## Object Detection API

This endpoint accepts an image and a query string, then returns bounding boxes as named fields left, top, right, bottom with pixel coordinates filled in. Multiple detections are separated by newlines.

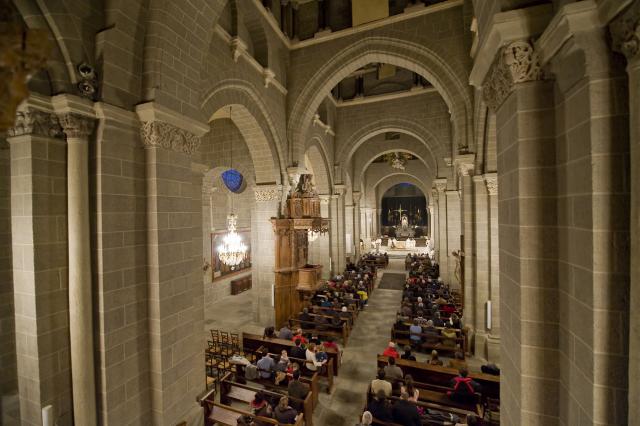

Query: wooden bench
left=230, top=276, right=252, bottom=295
left=220, top=373, right=315, bottom=426
left=243, top=335, right=342, bottom=377
left=391, top=327, right=467, bottom=355
left=199, top=387, right=302, bottom=426
left=289, top=318, right=349, bottom=346
left=376, top=355, right=500, bottom=401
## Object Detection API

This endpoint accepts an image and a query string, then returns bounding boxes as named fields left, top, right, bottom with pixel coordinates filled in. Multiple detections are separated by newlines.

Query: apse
left=380, top=182, right=428, bottom=237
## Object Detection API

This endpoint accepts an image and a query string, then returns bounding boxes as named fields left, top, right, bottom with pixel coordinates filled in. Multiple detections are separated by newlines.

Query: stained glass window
left=222, top=169, right=244, bottom=193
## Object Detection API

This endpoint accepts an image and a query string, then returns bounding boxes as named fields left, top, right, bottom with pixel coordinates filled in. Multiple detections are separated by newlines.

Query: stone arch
left=340, top=118, right=443, bottom=167
left=370, top=173, right=430, bottom=209
left=201, top=80, right=285, bottom=185
left=352, top=132, right=439, bottom=191
left=288, top=36, right=472, bottom=164
left=305, top=139, right=333, bottom=194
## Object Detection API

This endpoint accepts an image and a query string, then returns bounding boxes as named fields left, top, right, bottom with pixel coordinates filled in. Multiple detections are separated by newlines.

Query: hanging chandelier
left=384, top=152, right=413, bottom=170
left=307, top=218, right=329, bottom=242
left=217, top=106, right=247, bottom=268
left=218, top=213, right=247, bottom=268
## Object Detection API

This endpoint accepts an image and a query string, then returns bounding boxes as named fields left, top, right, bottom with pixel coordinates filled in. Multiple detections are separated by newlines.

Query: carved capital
left=434, top=179, right=447, bottom=193
left=140, top=121, right=201, bottom=155
left=484, top=175, right=498, bottom=195
left=352, top=191, right=361, bottom=203
left=254, top=185, right=282, bottom=202
left=7, top=108, right=63, bottom=138
left=610, top=1, right=640, bottom=61
left=431, top=188, right=439, bottom=201
left=59, top=113, right=95, bottom=138
left=230, top=37, right=248, bottom=63
left=483, top=40, right=544, bottom=111
left=318, top=194, right=330, bottom=204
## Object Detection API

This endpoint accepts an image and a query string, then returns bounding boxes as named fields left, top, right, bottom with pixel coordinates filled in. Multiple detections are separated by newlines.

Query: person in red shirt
left=382, top=341, right=399, bottom=359
left=291, top=329, right=307, bottom=346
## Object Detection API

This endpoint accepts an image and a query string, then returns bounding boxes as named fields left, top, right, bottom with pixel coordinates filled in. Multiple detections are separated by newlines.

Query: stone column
left=472, top=175, right=489, bottom=358
left=252, top=185, right=282, bottom=326
left=434, top=179, right=447, bottom=273
left=345, top=203, right=354, bottom=259
left=352, top=191, right=362, bottom=257
left=318, top=196, right=331, bottom=278
left=138, top=107, right=208, bottom=425
left=456, top=155, right=475, bottom=335
left=58, top=112, right=97, bottom=426
left=328, top=194, right=339, bottom=275
left=483, top=40, right=557, bottom=425
left=7, top=108, right=72, bottom=426
left=371, top=208, right=378, bottom=237
left=444, top=189, right=461, bottom=287
left=610, top=5, right=640, bottom=421
left=335, top=186, right=346, bottom=272
left=484, top=173, right=500, bottom=362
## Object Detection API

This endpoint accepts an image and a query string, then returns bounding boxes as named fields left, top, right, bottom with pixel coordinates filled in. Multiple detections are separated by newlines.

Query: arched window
left=221, top=169, right=245, bottom=193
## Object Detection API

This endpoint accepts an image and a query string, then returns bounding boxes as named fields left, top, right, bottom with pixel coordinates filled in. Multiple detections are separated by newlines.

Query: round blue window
left=222, top=169, right=244, bottom=193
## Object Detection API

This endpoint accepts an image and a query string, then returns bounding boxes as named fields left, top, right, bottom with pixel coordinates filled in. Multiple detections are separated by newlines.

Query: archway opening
left=380, top=182, right=428, bottom=239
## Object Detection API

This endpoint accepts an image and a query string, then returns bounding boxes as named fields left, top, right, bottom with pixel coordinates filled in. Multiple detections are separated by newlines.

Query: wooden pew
left=288, top=318, right=349, bottom=346
left=376, top=355, right=500, bottom=401
left=199, top=386, right=304, bottom=426
left=242, top=333, right=339, bottom=388
left=390, top=327, right=467, bottom=355
left=220, top=372, right=314, bottom=426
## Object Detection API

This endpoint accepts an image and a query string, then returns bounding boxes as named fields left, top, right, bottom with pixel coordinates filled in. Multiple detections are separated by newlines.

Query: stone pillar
left=336, top=186, right=346, bottom=272
left=253, top=185, right=282, bottom=326
left=7, top=108, right=72, bottom=426
left=434, top=179, right=447, bottom=273
left=428, top=197, right=435, bottom=240
left=345, top=203, right=354, bottom=259
left=610, top=4, right=640, bottom=422
left=483, top=41, right=557, bottom=425
left=353, top=192, right=361, bottom=257
left=456, top=155, right=475, bottom=336
left=138, top=106, right=208, bottom=425
left=371, top=208, right=378, bottom=237
left=318, top=196, right=331, bottom=278
left=484, top=173, right=500, bottom=362
left=444, top=189, right=461, bottom=287
left=58, top=111, right=97, bottom=426
left=472, top=175, right=489, bottom=358
left=328, top=195, right=339, bottom=275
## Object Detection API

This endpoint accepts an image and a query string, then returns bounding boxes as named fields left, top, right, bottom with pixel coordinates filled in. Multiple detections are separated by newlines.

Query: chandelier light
left=308, top=218, right=329, bottom=242
left=217, top=106, right=247, bottom=269
left=384, top=152, right=412, bottom=170
left=218, top=213, right=247, bottom=268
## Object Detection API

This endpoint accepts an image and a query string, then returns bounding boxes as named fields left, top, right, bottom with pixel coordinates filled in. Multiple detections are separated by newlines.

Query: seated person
left=370, top=369, right=392, bottom=397
left=298, top=308, right=314, bottom=329
left=291, top=329, right=308, bottom=346
left=432, top=311, right=445, bottom=327
left=391, top=392, right=421, bottom=426
left=290, top=339, right=306, bottom=360
left=428, top=350, right=444, bottom=366
left=448, top=368, right=481, bottom=404
left=400, top=375, right=420, bottom=402
left=382, top=341, right=399, bottom=359
left=305, top=343, right=326, bottom=372
left=250, top=391, right=273, bottom=426
left=441, top=327, right=458, bottom=347
left=256, top=353, right=275, bottom=379
left=422, top=320, right=441, bottom=345
left=367, top=390, right=393, bottom=423
left=401, top=345, right=416, bottom=361
left=278, top=322, right=294, bottom=340
left=409, top=319, right=423, bottom=345
left=273, top=396, right=298, bottom=424
left=383, top=356, right=404, bottom=381
left=287, top=370, right=309, bottom=411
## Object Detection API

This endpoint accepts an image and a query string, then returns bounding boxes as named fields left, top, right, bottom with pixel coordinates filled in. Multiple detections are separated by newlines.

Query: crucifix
left=394, top=204, right=406, bottom=226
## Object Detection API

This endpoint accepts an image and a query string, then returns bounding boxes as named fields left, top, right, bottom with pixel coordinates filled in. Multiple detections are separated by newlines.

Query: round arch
left=305, top=143, right=332, bottom=194
left=201, top=80, right=285, bottom=185
left=305, top=136, right=334, bottom=191
left=288, top=36, right=472, bottom=164
left=374, top=176, right=429, bottom=211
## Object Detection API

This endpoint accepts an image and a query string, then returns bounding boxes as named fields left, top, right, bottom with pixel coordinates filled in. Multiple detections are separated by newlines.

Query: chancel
left=0, top=0, right=637, bottom=425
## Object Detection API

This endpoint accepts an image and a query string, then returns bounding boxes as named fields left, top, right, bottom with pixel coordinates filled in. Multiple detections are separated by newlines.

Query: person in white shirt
left=305, top=343, right=326, bottom=372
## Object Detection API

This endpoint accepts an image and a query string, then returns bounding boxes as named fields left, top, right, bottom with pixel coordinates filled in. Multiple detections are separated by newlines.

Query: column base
left=474, top=331, right=487, bottom=359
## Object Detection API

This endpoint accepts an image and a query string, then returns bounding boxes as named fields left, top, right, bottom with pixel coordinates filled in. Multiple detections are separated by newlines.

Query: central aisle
left=314, top=259, right=405, bottom=425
